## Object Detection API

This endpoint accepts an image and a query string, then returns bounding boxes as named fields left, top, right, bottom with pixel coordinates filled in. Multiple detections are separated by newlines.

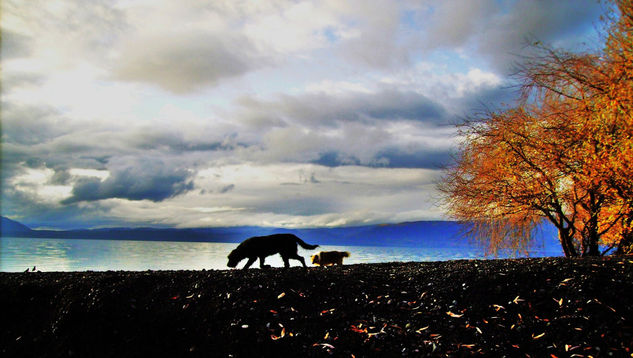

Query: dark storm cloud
left=311, top=152, right=361, bottom=167
left=0, top=187, right=111, bottom=230
left=457, top=83, right=518, bottom=116
left=219, top=184, right=235, bottom=194
left=1, top=102, right=68, bottom=145
left=62, top=162, right=194, bottom=204
left=49, top=169, right=72, bottom=185
left=231, top=86, right=466, bottom=170
left=237, top=89, right=450, bottom=128
left=374, top=147, right=453, bottom=169
left=363, top=91, right=447, bottom=122
left=425, top=0, right=603, bottom=73
left=312, top=147, right=452, bottom=170
left=125, top=128, right=244, bottom=154
left=0, top=101, right=113, bottom=189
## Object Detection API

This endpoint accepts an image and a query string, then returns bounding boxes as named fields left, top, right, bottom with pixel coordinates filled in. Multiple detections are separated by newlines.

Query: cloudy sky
left=1, top=0, right=604, bottom=229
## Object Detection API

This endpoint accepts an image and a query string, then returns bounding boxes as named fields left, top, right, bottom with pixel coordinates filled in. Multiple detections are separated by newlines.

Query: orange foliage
left=440, top=0, right=633, bottom=256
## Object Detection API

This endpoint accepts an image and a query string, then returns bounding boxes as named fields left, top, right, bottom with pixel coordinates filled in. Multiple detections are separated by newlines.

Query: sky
left=1, top=0, right=604, bottom=230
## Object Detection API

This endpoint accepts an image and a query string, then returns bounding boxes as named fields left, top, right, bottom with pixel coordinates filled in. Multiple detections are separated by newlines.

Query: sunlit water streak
left=0, top=237, right=563, bottom=272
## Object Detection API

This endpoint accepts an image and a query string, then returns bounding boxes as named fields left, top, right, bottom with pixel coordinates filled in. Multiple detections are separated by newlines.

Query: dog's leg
left=292, top=254, right=307, bottom=268
left=243, top=257, right=256, bottom=270
left=259, top=256, right=271, bottom=269
left=282, top=256, right=290, bottom=268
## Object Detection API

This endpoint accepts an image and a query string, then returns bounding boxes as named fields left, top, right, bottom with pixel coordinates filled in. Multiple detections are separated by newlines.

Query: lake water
left=0, top=236, right=563, bottom=272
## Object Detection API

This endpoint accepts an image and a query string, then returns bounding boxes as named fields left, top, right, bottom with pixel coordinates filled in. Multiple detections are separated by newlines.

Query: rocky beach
left=2, top=257, right=632, bottom=357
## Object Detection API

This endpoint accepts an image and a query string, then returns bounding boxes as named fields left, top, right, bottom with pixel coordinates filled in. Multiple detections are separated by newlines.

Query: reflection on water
left=0, top=237, right=563, bottom=272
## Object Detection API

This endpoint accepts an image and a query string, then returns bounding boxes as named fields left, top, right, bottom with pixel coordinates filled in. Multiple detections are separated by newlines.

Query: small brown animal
left=311, top=251, right=350, bottom=266
left=227, top=233, right=319, bottom=269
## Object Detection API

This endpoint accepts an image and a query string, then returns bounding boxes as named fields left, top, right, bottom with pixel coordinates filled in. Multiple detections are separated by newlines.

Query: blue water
left=0, top=237, right=563, bottom=272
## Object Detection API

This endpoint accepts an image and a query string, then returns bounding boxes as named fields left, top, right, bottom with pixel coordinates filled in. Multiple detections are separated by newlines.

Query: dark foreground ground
left=1, top=257, right=632, bottom=357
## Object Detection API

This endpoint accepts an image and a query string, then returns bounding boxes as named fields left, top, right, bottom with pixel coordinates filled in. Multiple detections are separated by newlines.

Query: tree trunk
left=583, top=192, right=602, bottom=256
left=585, top=239, right=600, bottom=256
left=580, top=223, right=601, bottom=256
left=558, top=227, right=578, bottom=257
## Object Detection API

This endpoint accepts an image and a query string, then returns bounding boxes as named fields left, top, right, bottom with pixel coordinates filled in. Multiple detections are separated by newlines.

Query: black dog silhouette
left=227, top=234, right=319, bottom=269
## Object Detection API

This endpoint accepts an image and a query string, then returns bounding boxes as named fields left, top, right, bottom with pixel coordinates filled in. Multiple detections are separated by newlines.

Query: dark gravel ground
left=1, top=257, right=632, bottom=357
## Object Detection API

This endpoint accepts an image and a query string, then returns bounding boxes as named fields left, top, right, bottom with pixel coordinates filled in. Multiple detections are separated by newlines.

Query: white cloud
left=10, top=168, right=73, bottom=204
left=69, top=169, right=110, bottom=181
left=243, top=1, right=339, bottom=54
left=304, top=80, right=373, bottom=95
left=112, top=30, right=260, bottom=93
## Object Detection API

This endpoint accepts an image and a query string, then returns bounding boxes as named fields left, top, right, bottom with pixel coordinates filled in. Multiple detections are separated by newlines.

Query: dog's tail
left=342, top=251, right=350, bottom=257
left=295, top=236, right=319, bottom=250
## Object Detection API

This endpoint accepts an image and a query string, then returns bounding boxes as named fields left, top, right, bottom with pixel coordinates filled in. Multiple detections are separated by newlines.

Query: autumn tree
left=440, top=0, right=633, bottom=257
left=595, top=0, right=633, bottom=253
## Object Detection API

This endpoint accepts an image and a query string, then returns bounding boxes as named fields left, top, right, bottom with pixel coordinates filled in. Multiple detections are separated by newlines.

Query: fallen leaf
left=350, top=325, right=366, bottom=333
left=447, top=311, right=463, bottom=318
left=416, top=326, right=429, bottom=333
left=313, top=343, right=335, bottom=349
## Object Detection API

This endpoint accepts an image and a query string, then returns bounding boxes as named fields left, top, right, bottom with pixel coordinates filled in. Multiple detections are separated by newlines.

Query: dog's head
left=227, top=249, right=243, bottom=268
left=310, top=254, right=320, bottom=265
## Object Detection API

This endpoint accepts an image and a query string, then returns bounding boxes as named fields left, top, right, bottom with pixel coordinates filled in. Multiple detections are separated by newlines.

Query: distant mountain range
left=1, top=216, right=473, bottom=247
left=1, top=216, right=560, bottom=249
left=1, top=216, right=33, bottom=234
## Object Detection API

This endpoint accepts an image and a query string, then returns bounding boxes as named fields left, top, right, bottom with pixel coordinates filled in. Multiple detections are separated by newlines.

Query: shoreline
left=2, top=257, right=632, bottom=357
left=0, top=235, right=564, bottom=272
